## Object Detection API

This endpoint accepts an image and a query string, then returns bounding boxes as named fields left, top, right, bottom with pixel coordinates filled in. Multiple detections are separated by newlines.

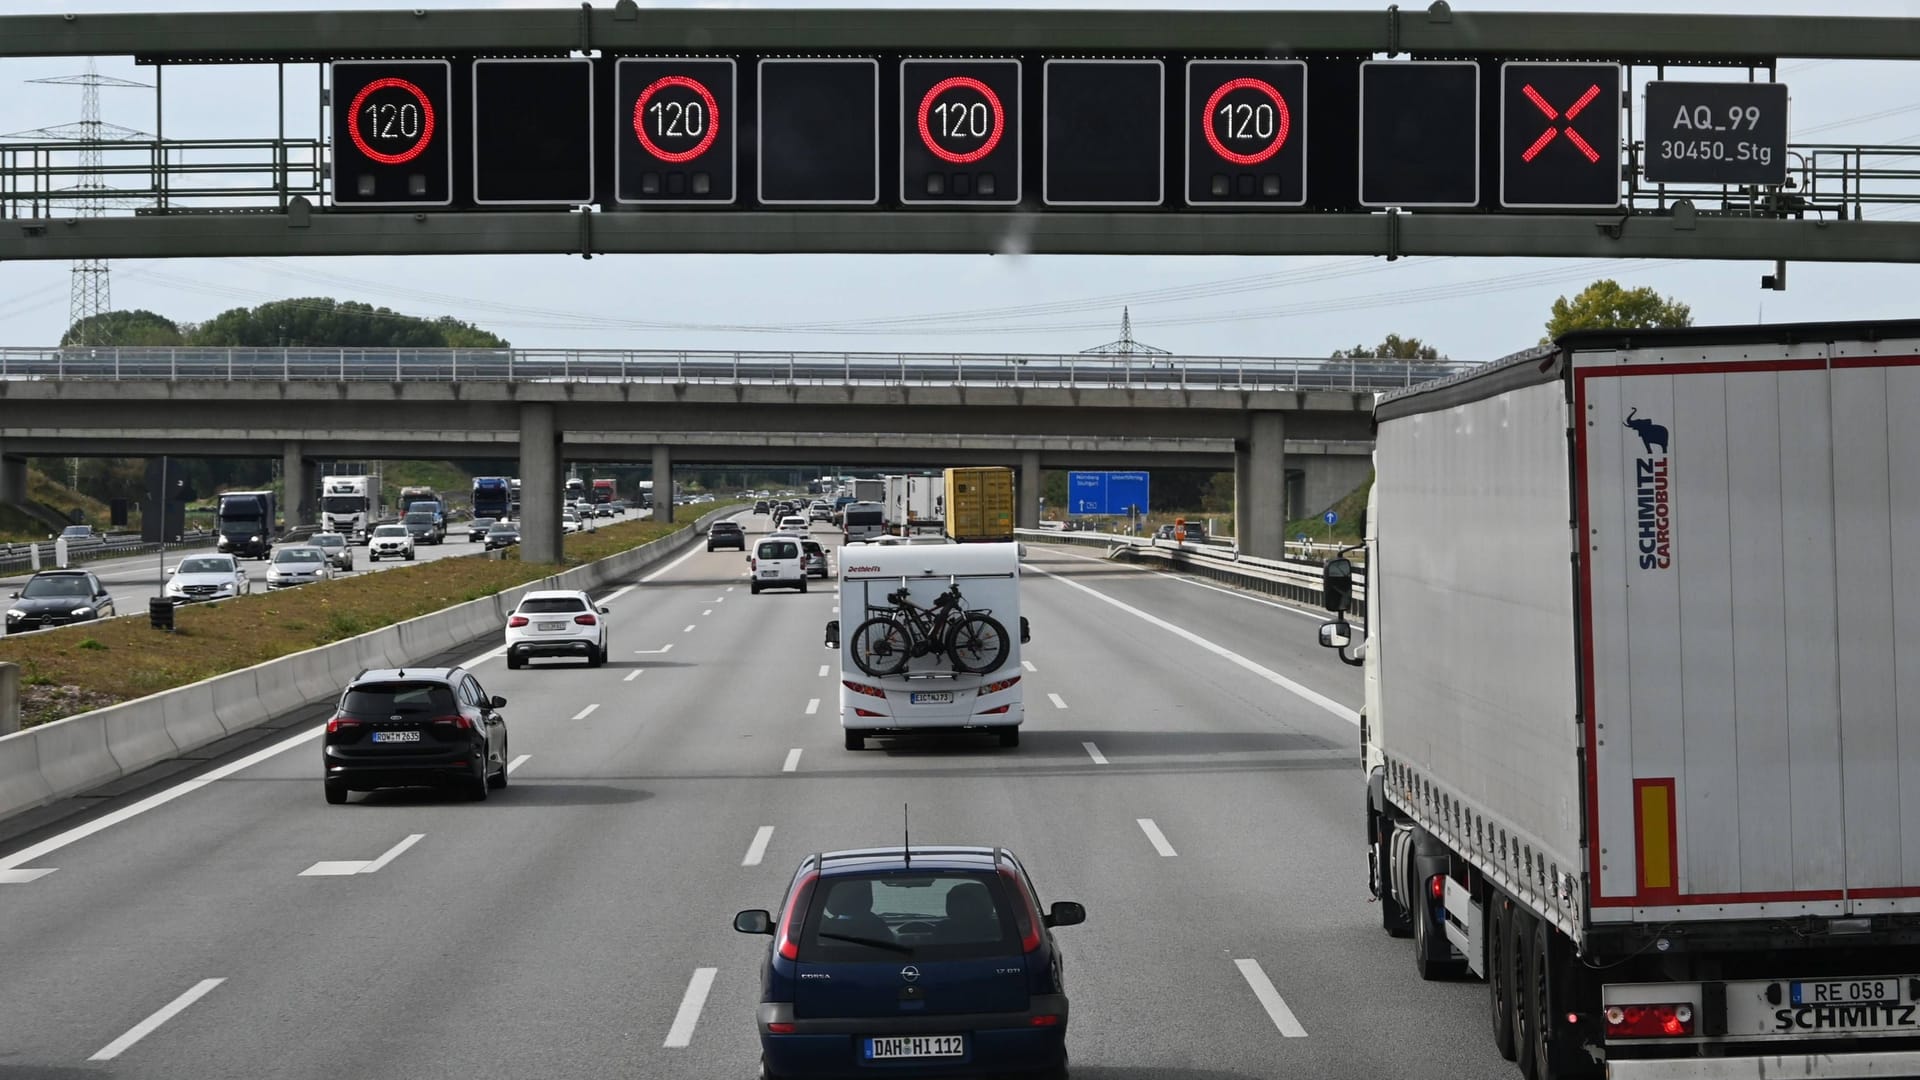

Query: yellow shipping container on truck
left=943, top=467, right=1015, bottom=542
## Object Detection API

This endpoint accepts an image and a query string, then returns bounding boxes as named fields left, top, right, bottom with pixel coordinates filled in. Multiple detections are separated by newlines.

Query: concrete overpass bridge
left=0, top=346, right=1454, bottom=559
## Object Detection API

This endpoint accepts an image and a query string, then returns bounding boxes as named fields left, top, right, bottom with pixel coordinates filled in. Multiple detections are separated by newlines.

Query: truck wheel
left=1489, top=897, right=1517, bottom=1060
left=1509, top=908, right=1538, bottom=1080
left=1528, top=919, right=1598, bottom=1080
left=1412, top=867, right=1466, bottom=981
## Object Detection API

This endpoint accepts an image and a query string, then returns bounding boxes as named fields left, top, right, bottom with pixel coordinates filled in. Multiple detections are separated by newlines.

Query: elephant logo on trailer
left=1624, top=407, right=1670, bottom=455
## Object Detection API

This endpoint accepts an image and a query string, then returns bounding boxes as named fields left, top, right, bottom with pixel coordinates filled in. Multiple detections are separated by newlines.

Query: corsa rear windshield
left=796, top=871, right=1022, bottom=963
left=517, top=597, right=587, bottom=614
left=340, top=682, right=457, bottom=718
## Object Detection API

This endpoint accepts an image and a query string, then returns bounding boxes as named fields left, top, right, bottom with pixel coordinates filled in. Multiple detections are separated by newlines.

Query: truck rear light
left=325, top=716, right=360, bottom=734
left=1429, top=874, right=1446, bottom=901
left=574, top=614, right=597, bottom=626
left=508, top=616, right=529, bottom=627
left=1605, top=1003, right=1694, bottom=1038
left=843, top=680, right=886, bottom=698
left=982, top=675, right=1021, bottom=694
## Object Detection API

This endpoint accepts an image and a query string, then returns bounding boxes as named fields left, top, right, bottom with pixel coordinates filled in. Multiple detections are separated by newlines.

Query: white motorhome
left=321, top=475, right=380, bottom=543
left=827, top=541, right=1028, bottom=751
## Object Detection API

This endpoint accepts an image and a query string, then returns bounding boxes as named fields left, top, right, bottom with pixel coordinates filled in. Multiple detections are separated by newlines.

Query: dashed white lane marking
left=1048, top=693, right=1069, bottom=710
left=726, top=586, right=735, bottom=592
left=1136, top=818, right=1178, bottom=857
left=89, top=978, right=226, bottom=1061
left=572, top=703, right=600, bottom=720
left=742, top=825, right=776, bottom=866
left=663, top=967, right=718, bottom=1049
left=1028, top=564, right=1360, bottom=726
left=683, top=624, right=697, bottom=633
left=634, top=644, right=674, bottom=654
left=1235, top=958, right=1309, bottom=1038
left=1022, top=660, right=1037, bottom=672
left=832, top=605, right=840, bottom=613
left=507, top=754, right=531, bottom=774
left=702, top=609, right=713, bottom=616
left=300, top=833, right=424, bottom=877
left=818, top=665, right=831, bottom=677
left=624, top=669, right=643, bottom=682
left=782, top=748, right=803, bottom=773
left=1082, top=741, right=1108, bottom=765
left=805, top=698, right=820, bottom=715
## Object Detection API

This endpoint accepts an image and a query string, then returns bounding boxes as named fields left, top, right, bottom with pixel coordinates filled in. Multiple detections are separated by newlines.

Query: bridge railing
left=0, top=346, right=1475, bottom=393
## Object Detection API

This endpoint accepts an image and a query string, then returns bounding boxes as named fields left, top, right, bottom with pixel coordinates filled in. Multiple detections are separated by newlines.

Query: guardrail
left=0, top=346, right=1473, bottom=393
left=0, top=529, right=215, bottom=577
left=1017, top=527, right=1366, bottom=613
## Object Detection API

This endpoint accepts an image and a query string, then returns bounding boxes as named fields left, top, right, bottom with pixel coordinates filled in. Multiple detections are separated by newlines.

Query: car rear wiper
left=815, top=932, right=914, bottom=955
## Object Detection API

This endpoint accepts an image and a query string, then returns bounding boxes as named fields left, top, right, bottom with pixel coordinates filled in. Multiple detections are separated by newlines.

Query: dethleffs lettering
left=1635, top=458, right=1672, bottom=571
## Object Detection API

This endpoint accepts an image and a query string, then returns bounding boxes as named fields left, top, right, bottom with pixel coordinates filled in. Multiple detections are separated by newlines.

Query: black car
left=754, top=500, right=772, bottom=515
left=467, top=517, right=497, bottom=543
left=321, top=667, right=509, bottom=803
left=485, top=522, right=521, bottom=550
left=6, top=570, right=115, bottom=634
left=708, top=521, right=747, bottom=551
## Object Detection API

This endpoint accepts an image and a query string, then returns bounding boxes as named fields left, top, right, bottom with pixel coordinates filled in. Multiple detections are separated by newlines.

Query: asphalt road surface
left=0, top=507, right=647, bottom=638
left=0, top=512, right=1513, bottom=1080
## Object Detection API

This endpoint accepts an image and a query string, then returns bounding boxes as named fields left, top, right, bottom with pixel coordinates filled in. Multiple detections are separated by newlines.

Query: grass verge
left=1, top=506, right=740, bottom=729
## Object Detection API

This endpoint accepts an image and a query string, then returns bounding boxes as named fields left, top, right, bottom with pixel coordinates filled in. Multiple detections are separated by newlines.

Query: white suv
left=505, top=589, right=610, bottom=669
left=749, top=536, right=808, bottom=594
left=368, top=523, right=415, bottom=562
left=777, top=514, right=809, bottom=535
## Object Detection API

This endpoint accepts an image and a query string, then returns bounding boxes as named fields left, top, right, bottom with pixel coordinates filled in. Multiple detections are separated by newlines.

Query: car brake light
left=325, top=716, right=360, bottom=733
left=767, top=1022, right=796, bottom=1034
left=843, top=680, right=886, bottom=698
left=1029, top=1014, right=1061, bottom=1027
left=574, top=614, right=597, bottom=625
left=982, top=675, right=1021, bottom=694
left=431, top=714, right=473, bottom=730
left=776, top=871, right=819, bottom=961
left=998, top=867, right=1043, bottom=953
left=508, top=616, right=529, bottom=628
left=976, top=705, right=1011, bottom=715
left=1604, top=1003, right=1694, bottom=1038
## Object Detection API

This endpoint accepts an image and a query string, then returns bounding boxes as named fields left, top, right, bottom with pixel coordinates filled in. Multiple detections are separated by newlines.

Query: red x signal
left=1520, top=83, right=1602, bottom=164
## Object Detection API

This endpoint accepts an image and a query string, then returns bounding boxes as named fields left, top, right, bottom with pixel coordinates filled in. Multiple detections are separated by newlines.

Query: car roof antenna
left=903, top=803, right=910, bottom=867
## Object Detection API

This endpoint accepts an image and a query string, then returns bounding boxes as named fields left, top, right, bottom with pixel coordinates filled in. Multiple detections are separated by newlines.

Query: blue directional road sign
left=1323, top=510, right=1339, bottom=526
left=1068, top=471, right=1150, bottom=515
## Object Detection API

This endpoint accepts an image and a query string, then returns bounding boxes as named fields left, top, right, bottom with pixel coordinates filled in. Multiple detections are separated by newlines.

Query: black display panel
left=900, top=59, right=1021, bottom=205
left=1043, top=60, right=1163, bottom=206
left=1500, top=61, right=1622, bottom=209
left=615, top=58, right=737, bottom=205
left=1185, top=60, right=1307, bottom=206
left=331, top=60, right=452, bottom=207
left=472, top=59, right=594, bottom=205
left=758, top=59, right=879, bottom=205
left=1359, top=61, right=1479, bottom=207
left=1643, top=81, right=1788, bottom=185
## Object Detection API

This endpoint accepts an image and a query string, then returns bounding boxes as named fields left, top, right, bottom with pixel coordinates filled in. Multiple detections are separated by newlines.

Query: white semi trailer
left=1317, top=321, right=1920, bottom=1080
left=320, top=475, right=380, bottom=543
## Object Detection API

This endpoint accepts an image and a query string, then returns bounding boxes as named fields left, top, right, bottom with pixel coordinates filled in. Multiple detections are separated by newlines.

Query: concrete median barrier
left=102, top=696, right=182, bottom=776
left=0, top=730, right=54, bottom=823
left=31, top=712, right=118, bottom=798
left=159, top=683, right=224, bottom=758
left=210, top=668, right=265, bottom=735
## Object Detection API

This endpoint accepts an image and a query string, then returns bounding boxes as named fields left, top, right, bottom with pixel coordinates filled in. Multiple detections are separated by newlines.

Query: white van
left=840, top=501, right=887, bottom=542
left=750, top=535, right=809, bottom=594
left=826, top=542, right=1029, bottom=750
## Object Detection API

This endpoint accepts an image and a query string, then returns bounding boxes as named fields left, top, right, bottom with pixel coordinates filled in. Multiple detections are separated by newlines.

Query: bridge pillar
left=652, top=445, right=673, bottom=524
left=0, top=452, right=25, bottom=505
left=1241, top=412, right=1288, bottom=560
left=519, top=404, right=563, bottom=563
left=1232, top=444, right=1250, bottom=546
left=282, top=441, right=316, bottom=527
left=1018, top=451, right=1041, bottom=530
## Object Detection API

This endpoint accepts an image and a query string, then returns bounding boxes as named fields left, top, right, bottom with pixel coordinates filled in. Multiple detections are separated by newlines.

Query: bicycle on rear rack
left=848, top=584, right=1011, bottom=678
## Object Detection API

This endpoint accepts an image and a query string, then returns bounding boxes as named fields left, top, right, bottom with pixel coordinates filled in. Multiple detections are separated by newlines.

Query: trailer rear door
left=1576, top=336, right=1920, bottom=922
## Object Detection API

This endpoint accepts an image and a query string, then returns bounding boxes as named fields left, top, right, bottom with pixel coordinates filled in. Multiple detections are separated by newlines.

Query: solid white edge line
left=742, top=825, right=775, bottom=866
left=782, top=748, right=803, bottom=773
left=642, top=543, right=709, bottom=584
left=89, top=977, right=226, bottom=1061
left=804, top=698, right=821, bottom=715
left=361, top=833, right=425, bottom=874
left=601, top=583, right=638, bottom=604
left=1234, top=958, right=1309, bottom=1038
left=1082, top=741, right=1108, bottom=765
left=1136, top=817, right=1178, bottom=857
left=572, top=703, right=600, bottom=720
left=507, top=754, right=531, bottom=773
left=459, top=644, right=509, bottom=668
left=1048, top=693, right=1069, bottom=710
left=624, top=669, right=642, bottom=682
left=1027, top=564, right=1360, bottom=726
left=663, top=967, right=718, bottom=1049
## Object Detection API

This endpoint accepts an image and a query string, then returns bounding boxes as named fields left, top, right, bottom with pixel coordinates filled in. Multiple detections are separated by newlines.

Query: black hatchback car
left=709, top=520, right=747, bottom=551
left=321, top=667, right=509, bottom=804
left=6, top=569, right=115, bottom=634
left=735, top=846, right=1084, bottom=1079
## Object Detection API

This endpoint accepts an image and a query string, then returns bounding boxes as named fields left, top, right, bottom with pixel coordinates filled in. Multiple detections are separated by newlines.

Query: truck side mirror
left=824, top=619, right=840, bottom=649
left=1322, top=557, right=1355, bottom=614
left=1318, top=621, right=1352, bottom=649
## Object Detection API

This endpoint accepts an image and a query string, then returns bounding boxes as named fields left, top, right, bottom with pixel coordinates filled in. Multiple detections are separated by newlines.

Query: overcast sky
left=2, top=0, right=1918, bottom=361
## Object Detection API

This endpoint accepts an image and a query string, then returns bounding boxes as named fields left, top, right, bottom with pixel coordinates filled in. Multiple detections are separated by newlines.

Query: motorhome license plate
left=538, top=621, right=564, bottom=631
left=371, top=731, right=420, bottom=743
left=910, top=691, right=954, bottom=705
left=866, top=1035, right=964, bottom=1059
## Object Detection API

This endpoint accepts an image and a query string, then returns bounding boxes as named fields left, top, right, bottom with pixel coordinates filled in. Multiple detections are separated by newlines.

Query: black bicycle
left=849, top=585, right=1011, bottom=677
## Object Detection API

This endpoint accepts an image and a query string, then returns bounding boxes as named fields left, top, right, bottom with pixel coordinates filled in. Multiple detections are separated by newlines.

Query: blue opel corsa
left=735, top=846, right=1086, bottom=1079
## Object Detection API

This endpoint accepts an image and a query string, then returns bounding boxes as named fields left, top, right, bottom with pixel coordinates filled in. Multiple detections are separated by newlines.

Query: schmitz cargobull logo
left=1625, top=407, right=1673, bottom=571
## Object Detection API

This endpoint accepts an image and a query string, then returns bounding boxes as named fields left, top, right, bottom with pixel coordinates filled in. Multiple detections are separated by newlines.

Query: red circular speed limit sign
left=917, top=76, right=1006, bottom=165
left=346, top=77, right=437, bottom=165
left=633, top=74, right=722, bottom=164
left=1202, top=77, right=1292, bottom=166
